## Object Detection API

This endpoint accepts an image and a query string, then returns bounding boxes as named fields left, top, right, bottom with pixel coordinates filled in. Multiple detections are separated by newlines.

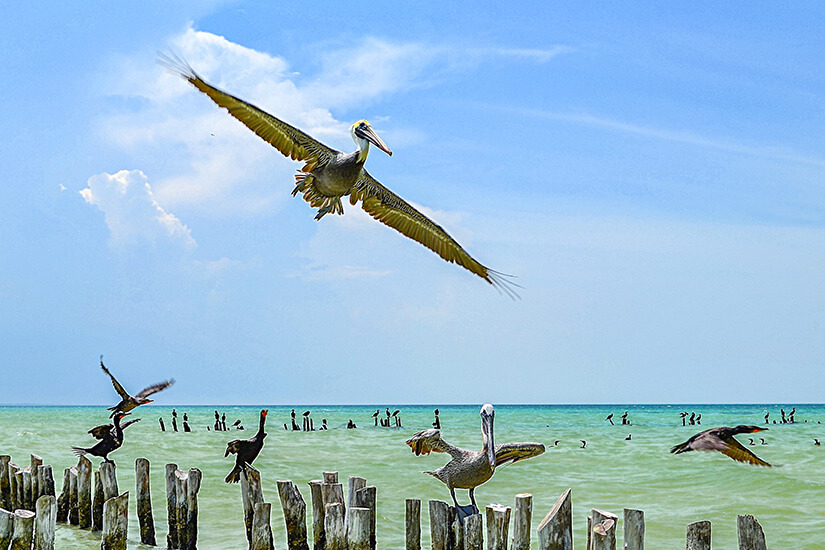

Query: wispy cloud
left=80, top=169, right=196, bottom=249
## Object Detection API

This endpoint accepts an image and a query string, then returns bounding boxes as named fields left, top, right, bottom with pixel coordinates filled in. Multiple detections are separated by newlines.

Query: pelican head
left=480, top=403, right=495, bottom=469
left=351, top=120, right=392, bottom=160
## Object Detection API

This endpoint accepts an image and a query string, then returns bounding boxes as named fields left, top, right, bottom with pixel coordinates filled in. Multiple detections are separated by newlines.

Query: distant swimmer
left=224, top=409, right=268, bottom=483
left=580, top=440, right=587, bottom=448
left=605, top=413, right=614, bottom=425
left=670, top=425, right=771, bottom=467
left=100, top=355, right=175, bottom=417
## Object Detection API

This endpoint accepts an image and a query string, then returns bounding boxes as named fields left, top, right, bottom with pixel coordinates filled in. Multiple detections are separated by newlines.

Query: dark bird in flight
left=100, top=355, right=175, bottom=417
left=670, top=425, right=771, bottom=466
left=159, top=54, right=517, bottom=297
left=71, top=412, right=139, bottom=464
left=225, top=409, right=268, bottom=483
left=405, top=404, right=544, bottom=520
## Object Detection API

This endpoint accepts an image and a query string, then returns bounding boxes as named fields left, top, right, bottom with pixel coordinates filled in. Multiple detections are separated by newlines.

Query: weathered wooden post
left=623, top=509, right=644, bottom=550
left=241, top=466, right=265, bottom=547
left=354, top=485, right=377, bottom=550
left=56, top=468, right=70, bottom=523
left=309, top=480, right=326, bottom=550
left=251, top=502, right=274, bottom=550
left=464, top=513, right=483, bottom=550
left=324, top=502, right=346, bottom=550
left=429, top=500, right=450, bottom=550
left=30, top=455, right=43, bottom=502
left=101, top=491, right=129, bottom=550
left=93, top=470, right=104, bottom=532
left=512, top=493, right=532, bottom=550
left=0, top=507, right=14, bottom=549
left=175, top=469, right=190, bottom=550
left=166, top=463, right=179, bottom=550
left=537, top=489, right=572, bottom=550
left=449, top=506, right=461, bottom=550
left=347, top=476, right=366, bottom=511
left=34, top=494, right=56, bottom=550
left=9, top=509, right=35, bottom=550
left=686, top=520, right=711, bottom=550
left=405, top=498, right=421, bottom=550
left=0, top=455, right=11, bottom=510
left=68, top=466, right=79, bottom=525
left=346, top=507, right=370, bottom=550
left=9, top=463, right=20, bottom=511
left=77, top=455, right=93, bottom=529
left=486, top=504, right=511, bottom=550
left=36, top=465, right=55, bottom=499
left=21, top=469, right=32, bottom=511
left=321, top=474, right=345, bottom=519
left=277, top=479, right=309, bottom=550
left=100, top=462, right=118, bottom=501
left=135, top=458, right=156, bottom=546
left=737, top=515, right=767, bottom=550
left=185, top=468, right=202, bottom=550
left=589, top=509, right=617, bottom=550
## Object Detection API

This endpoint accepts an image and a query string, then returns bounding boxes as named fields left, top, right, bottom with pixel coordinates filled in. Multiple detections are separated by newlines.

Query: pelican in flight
left=670, top=425, right=771, bottom=466
left=406, top=404, right=544, bottom=520
left=159, top=54, right=516, bottom=297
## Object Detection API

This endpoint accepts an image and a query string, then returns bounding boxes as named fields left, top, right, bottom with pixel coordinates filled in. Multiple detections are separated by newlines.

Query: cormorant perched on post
left=406, top=404, right=544, bottom=520
left=71, top=412, right=139, bottom=464
left=224, top=409, right=268, bottom=483
left=100, top=355, right=174, bottom=417
left=670, top=425, right=771, bottom=466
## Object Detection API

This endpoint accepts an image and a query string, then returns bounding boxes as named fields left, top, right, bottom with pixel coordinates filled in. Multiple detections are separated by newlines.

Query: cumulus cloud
left=80, top=169, right=196, bottom=249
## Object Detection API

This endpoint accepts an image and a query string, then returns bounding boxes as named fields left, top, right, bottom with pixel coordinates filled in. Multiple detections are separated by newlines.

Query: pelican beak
left=356, top=124, right=393, bottom=156
left=482, top=409, right=495, bottom=468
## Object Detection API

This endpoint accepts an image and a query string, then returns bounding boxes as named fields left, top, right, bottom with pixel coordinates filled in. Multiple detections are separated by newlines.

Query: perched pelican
left=159, top=54, right=516, bottom=297
left=670, top=425, right=770, bottom=467
left=406, top=404, right=544, bottom=520
left=100, top=355, right=175, bottom=417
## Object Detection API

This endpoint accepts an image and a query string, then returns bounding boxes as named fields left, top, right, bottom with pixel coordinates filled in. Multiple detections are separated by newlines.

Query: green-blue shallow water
left=1, top=404, right=823, bottom=549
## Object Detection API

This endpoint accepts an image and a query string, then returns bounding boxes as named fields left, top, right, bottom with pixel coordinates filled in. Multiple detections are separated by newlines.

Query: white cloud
left=80, top=169, right=196, bottom=249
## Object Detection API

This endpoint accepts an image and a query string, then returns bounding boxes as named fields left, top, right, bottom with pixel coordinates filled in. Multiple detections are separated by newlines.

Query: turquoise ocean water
left=1, top=404, right=823, bottom=549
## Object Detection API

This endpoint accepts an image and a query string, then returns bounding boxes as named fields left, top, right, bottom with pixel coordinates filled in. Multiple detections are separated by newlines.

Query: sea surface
left=1, top=404, right=823, bottom=549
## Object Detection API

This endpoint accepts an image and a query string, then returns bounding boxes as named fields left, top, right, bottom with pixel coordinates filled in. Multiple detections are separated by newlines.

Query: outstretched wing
left=405, top=429, right=463, bottom=459
left=158, top=53, right=338, bottom=165
left=351, top=172, right=518, bottom=298
left=100, top=357, right=130, bottom=399
left=136, top=379, right=175, bottom=399
left=225, top=439, right=242, bottom=457
left=494, top=442, right=545, bottom=467
left=88, top=423, right=114, bottom=440
left=121, top=418, right=142, bottom=431
left=720, top=436, right=771, bottom=467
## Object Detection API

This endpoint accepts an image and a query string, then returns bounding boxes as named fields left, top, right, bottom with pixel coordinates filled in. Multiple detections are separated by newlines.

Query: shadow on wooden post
left=537, top=489, right=572, bottom=550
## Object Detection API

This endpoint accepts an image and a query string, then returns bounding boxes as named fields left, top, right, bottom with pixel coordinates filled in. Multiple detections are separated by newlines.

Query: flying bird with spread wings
left=158, top=53, right=517, bottom=297
left=100, top=355, right=175, bottom=417
left=670, top=425, right=771, bottom=466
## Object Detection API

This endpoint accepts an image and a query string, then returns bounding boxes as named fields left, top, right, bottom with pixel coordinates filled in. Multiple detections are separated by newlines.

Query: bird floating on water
left=159, top=53, right=517, bottom=297
left=405, top=404, right=544, bottom=520
left=670, top=425, right=771, bottom=467
left=100, top=355, right=175, bottom=417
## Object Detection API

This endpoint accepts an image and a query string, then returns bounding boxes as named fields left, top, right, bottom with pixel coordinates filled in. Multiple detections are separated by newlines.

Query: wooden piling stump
left=405, top=498, right=420, bottom=550
left=92, top=470, right=104, bottom=532
left=101, top=491, right=129, bottom=550
left=0, top=507, right=14, bottom=549
left=737, top=515, right=767, bottom=550
left=30, top=455, right=43, bottom=502
left=68, top=466, right=78, bottom=525
left=165, top=463, right=178, bottom=550
left=175, top=469, right=190, bottom=550
left=21, top=470, right=32, bottom=511
left=77, top=455, right=92, bottom=529
left=185, top=468, right=202, bottom=550
left=0, top=456, right=11, bottom=511
left=512, top=493, right=532, bottom=550
left=37, top=465, right=55, bottom=499
left=486, top=504, right=511, bottom=550
left=428, top=500, right=450, bottom=550
left=589, top=509, right=617, bottom=550
left=9, top=463, right=20, bottom=512
left=355, top=486, right=377, bottom=550
left=537, top=488, right=572, bottom=550
left=623, top=509, right=644, bottom=550
left=309, top=480, right=326, bottom=550
left=100, top=462, right=118, bottom=501
left=34, top=494, right=56, bottom=550
left=324, top=502, right=346, bottom=550
left=56, top=468, right=70, bottom=523
left=464, top=512, right=483, bottom=550
left=346, top=506, right=370, bottom=550
left=9, top=509, right=35, bottom=550
left=277, top=479, right=309, bottom=550
left=686, top=520, right=711, bottom=550
left=251, top=501, right=274, bottom=550
left=135, top=458, right=157, bottom=546
left=241, top=465, right=264, bottom=546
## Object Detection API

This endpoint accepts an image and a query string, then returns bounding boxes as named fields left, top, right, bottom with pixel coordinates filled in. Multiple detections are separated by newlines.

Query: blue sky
left=2, top=2, right=823, bottom=405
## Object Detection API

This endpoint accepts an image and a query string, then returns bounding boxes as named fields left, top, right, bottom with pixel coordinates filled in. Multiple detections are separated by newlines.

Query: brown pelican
left=406, top=404, right=544, bottom=519
left=670, top=425, right=770, bottom=466
left=100, top=356, right=175, bottom=417
left=159, top=54, right=516, bottom=297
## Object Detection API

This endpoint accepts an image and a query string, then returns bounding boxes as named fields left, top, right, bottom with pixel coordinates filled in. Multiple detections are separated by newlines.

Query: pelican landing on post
left=158, top=53, right=517, bottom=298
left=406, top=404, right=544, bottom=520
